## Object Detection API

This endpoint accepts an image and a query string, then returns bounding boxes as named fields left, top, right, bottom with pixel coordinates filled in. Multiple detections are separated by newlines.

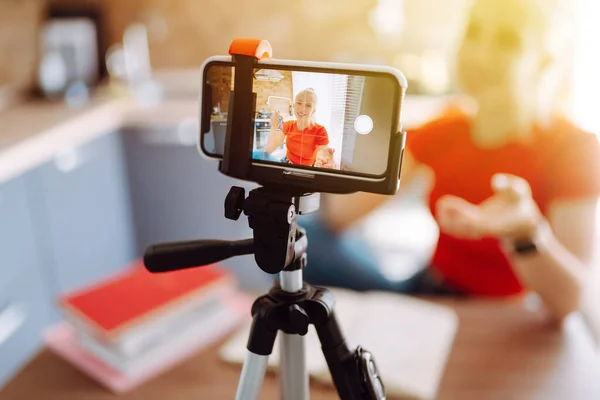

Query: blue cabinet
left=121, top=126, right=271, bottom=291
left=35, top=132, right=138, bottom=299
left=0, top=131, right=140, bottom=388
left=0, top=122, right=281, bottom=388
left=0, top=171, right=52, bottom=389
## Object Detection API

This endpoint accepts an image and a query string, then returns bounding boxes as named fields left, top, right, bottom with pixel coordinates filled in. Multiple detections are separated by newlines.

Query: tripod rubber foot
left=355, top=346, right=386, bottom=399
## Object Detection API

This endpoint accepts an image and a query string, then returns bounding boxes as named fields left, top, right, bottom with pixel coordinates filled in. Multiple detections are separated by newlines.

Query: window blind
left=329, top=74, right=365, bottom=171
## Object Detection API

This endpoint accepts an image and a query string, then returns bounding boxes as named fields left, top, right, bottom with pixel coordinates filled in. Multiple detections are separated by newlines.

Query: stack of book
left=44, top=259, right=251, bottom=393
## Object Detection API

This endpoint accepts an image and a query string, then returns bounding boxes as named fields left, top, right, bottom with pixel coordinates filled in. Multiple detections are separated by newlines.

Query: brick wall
left=2, top=0, right=472, bottom=96
left=205, top=66, right=293, bottom=116
left=254, top=71, right=294, bottom=116
left=45, top=0, right=392, bottom=68
left=0, top=0, right=45, bottom=93
left=44, top=0, right=471, bottom=79
left=206, top=65, right=233, bottom=112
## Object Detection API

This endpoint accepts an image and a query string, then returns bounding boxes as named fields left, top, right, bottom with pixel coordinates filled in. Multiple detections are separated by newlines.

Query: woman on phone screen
left=265, top=88, right=335, bottom=168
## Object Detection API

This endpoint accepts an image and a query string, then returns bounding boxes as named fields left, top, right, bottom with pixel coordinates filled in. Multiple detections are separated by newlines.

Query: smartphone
left=198, top=56, right=407, bottom=194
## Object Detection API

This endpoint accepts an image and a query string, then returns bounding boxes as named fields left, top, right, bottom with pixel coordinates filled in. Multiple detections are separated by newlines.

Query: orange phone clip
left=228, top=38, right=272, bottom=60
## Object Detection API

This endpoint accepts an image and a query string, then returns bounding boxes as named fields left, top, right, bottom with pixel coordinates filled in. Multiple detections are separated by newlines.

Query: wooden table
left=2, top=298, right=600, bottom=399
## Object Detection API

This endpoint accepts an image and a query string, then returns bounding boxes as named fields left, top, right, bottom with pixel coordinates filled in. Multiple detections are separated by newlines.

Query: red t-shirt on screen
left=283, top=121, right=329, bottom=166
left=405, top=105, right=600, bottom=296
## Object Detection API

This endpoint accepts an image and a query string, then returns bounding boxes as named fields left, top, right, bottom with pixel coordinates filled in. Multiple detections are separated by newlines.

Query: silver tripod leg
left=234, top=269, right=309, bottom=400
left=279, top=269, right=309, bottom=400
left=235, top=351, right=269, bottom=400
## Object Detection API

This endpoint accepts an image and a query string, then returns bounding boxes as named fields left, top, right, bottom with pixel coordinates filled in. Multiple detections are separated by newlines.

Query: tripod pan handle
left=144, top=239, right=255, bottom=273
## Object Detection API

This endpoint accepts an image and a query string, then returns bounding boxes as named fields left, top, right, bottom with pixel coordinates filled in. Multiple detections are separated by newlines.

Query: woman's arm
left=264, top=129, right=285, bottom=154
left=320, top=149, right=432, bottom=234
left=502, top=197, right=600, bottom=321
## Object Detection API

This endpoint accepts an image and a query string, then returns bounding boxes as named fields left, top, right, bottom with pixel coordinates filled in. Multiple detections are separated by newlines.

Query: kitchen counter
left=0, top=91, right=449, bottom=185
left=0, top=92, right=201, bottom=184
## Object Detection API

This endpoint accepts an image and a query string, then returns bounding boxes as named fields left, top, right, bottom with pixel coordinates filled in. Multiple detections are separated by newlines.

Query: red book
left=45, top=291, right=253, bottom=393
left=59, top=259, right=236, bottom=344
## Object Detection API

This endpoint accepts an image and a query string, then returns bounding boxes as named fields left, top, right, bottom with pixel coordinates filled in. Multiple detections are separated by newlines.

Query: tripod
left=144, top=186, right=386, bottom=400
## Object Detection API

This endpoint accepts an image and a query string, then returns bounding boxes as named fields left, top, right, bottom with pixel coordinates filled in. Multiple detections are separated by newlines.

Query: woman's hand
left=270, top=110, right=282, bottom=130
left=315, top=147, right=335, bottom=169
left=265, top=110, right=286, bottom=153
left=314, top=159, right=335, bottom=168
left=435, top=173, right=545, bottom=242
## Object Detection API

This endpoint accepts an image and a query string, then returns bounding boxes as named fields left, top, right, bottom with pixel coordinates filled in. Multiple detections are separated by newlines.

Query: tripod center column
left=280, top=269, right=303, bottom=292
left=279, top=254, right=309, bottom=400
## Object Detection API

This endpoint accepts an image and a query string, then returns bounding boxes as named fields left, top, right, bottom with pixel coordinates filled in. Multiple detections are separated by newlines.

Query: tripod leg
left=235, top=351, right=270, bottom=400
left=315, top=310, right=386, bottom=400
left=280, top=333, right=309, bottom=400
left=235, top=300, right=279, bottom=400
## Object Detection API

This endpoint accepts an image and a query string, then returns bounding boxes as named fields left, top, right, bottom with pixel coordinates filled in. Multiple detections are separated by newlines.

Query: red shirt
left=283, top=121, right=329, bottom=165
left=405, top=106, right=600, bottom=296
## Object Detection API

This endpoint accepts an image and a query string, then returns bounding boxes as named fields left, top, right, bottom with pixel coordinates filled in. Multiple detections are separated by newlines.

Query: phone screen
left=203, top=64, right=400, bottom=177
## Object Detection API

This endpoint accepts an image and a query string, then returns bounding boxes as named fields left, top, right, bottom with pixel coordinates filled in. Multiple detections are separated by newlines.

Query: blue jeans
left=297, top=214, right=462, bottom=296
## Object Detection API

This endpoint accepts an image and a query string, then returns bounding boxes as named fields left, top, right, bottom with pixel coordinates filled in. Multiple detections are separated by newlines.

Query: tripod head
left=144, top=186, right=320, bottom=275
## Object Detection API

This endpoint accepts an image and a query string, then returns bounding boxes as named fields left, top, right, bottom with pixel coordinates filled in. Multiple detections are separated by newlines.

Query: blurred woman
left=301, top=0, right=600, bottom=321
left=265, top=88, right=334, bottom=168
